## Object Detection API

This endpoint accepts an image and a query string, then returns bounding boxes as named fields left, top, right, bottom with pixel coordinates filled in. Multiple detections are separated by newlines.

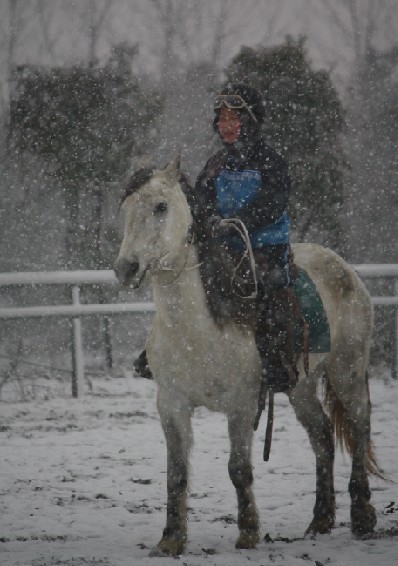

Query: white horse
left=114, top=156, right=380, bottom=557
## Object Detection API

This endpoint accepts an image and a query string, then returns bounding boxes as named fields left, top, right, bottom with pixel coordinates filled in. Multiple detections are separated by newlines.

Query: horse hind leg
left=327, top=371, right=378, bottom=535
left=228, top=412, right=260, bottom=549
left=349, top=446, right=377, bottom=537
left=150, top=392, right=192, bottom=557
left=289, top=378, right=336, bottom=535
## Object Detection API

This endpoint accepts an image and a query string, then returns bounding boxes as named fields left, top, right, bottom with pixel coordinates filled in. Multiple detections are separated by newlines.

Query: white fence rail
left=0, top=265, right=397, bottom=396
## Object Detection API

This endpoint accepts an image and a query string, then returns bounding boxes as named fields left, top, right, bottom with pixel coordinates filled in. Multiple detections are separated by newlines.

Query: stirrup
left=133, top=350, right=153, bottom=380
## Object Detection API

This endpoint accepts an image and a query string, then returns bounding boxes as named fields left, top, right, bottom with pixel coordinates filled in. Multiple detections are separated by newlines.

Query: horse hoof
left=235, top=530, right=260, bottom=549
left=149, top=537, right=185, bottom=557
left=351, top=503, right=377, bottom=536
left=305, top=515, right=334, bottom=537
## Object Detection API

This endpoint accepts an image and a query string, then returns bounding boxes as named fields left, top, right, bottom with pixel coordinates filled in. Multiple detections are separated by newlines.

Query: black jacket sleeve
left=193, top=151, right=225, bottom=239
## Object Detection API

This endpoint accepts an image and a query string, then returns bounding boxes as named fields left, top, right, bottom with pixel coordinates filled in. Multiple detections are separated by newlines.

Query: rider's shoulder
left=198, top=148, right=228, bottom=180
left=254, top=139, right=288, bottom=170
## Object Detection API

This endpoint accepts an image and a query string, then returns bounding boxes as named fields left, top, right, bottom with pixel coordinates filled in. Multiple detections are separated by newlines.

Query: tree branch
left=36, top=0, right=57, bottom=64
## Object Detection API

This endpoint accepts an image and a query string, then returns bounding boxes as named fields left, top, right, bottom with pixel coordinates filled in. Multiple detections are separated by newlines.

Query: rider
left=194, top=82, right=297, bottom=395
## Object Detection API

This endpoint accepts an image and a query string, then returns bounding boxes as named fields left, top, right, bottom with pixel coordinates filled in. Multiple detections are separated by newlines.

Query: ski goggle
left=213, top=94, right=258, bottom=123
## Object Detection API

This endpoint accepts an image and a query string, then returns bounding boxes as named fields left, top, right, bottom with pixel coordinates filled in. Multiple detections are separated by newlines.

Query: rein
left=219, top=218, right=259, bottom=299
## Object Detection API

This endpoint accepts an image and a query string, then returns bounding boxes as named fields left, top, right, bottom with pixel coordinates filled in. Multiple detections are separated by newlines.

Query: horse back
left=292, top=243, right=373, bottom=346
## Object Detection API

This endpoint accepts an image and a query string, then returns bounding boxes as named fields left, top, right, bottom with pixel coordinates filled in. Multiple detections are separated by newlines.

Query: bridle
left=156, top=225, right=202, bottom=287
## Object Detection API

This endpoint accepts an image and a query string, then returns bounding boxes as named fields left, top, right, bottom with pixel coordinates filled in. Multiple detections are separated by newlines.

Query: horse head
left=114, top=154, right=193, bottom=288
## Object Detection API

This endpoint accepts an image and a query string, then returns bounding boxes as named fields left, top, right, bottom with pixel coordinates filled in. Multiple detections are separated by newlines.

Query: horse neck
left=152, top=244, right=210, bottom=328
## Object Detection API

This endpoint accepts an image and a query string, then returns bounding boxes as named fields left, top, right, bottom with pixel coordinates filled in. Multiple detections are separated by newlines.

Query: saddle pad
left=294, top=267, right=331, bottom=353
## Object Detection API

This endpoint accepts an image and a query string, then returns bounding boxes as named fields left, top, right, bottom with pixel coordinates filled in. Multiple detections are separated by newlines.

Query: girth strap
left=263, top=391, right=274, bottom=461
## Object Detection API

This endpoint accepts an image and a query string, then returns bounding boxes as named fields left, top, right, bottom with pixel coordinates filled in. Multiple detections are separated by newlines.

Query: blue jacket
left=194, top=138, right=291, bottom=251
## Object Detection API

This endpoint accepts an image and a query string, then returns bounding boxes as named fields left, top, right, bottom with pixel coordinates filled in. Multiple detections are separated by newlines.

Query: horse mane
left=120, top=167, right=257, bottom=329
left=119, top=168, right=155, bottom=207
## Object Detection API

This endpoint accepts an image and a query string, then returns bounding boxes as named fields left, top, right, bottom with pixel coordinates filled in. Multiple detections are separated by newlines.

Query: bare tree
left=35, top=0, right=58, bottom=64
left=2, top=0, right=20, bottom=136
left=307, top=0, right=398, bottom=91
left=0, top=0, right=64, bottom=135
left=86, top=0, right=115, bottom=67
left=137, top=0, right=275, bottom=80
left=306, top=0, right=398, bottom=262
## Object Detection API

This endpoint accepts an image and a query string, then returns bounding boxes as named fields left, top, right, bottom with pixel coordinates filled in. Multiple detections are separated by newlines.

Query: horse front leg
left=289, top=379, right=336, bottom=535
left=150, top=388, right=193, bottom=557
left=228, top=411, right=260, bottom=549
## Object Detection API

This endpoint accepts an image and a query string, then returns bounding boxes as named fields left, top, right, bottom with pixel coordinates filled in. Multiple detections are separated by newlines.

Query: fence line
left=1, top=266, right=397, bottom=396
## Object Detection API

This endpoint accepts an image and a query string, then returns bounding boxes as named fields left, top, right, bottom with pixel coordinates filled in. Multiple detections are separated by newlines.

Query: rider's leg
left=254, top=245, right=297, bottom=394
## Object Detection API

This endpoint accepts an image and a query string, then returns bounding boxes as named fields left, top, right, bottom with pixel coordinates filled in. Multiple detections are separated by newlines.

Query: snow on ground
left=0, top=370, right=397, bottom=566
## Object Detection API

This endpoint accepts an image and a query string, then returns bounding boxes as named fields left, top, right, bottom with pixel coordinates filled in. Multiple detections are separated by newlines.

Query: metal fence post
left=394, top=281, right=398, bottom=380
left=71, top=285, right=85, bottom=397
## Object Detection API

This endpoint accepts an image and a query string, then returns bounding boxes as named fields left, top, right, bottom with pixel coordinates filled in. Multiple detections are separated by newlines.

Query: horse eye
left=153, top=201, right=168, bottom=215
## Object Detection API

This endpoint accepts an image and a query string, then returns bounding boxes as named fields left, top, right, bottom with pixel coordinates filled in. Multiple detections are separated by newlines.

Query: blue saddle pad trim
left=294, top=268, right=331, bottom=353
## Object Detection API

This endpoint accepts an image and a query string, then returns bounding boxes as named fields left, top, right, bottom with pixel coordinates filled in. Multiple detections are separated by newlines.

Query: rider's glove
left=207, top=215, right=232, bottom=240
left=207, top=215, right=222, bottom=231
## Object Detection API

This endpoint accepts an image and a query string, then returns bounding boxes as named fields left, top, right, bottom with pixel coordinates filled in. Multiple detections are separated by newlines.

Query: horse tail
left=324, top=371, right=384, bottom=479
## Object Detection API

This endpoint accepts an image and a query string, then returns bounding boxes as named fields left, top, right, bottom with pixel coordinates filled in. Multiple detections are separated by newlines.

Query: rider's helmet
left=213, top=83, right=265, bottom=143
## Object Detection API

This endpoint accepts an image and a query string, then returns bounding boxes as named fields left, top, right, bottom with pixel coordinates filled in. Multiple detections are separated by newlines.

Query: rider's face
left=217, top=108, right=241, bottom=144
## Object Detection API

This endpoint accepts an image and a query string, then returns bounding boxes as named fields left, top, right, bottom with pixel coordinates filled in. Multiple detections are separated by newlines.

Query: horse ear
left=163, top=151, right=181, bottom=183
left=136, top=154, right=153, bottom=170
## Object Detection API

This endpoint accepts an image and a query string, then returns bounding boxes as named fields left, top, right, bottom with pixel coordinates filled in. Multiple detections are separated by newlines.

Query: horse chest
left=147, top=316, right=260, bottom=410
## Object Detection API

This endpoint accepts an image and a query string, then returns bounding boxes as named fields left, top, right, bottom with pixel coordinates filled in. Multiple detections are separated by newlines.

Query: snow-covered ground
left=1, top=370, right=397, bottom=566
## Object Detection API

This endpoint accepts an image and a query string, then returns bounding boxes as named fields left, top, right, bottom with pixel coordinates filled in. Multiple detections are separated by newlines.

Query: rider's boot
left=256, top=287, right=298, bottom=394
left=133, top=349, right=153, bottom=379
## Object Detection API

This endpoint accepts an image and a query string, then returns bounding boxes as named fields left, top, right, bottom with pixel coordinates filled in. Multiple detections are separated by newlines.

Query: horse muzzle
left=114, top=258, right=142, bottom=288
